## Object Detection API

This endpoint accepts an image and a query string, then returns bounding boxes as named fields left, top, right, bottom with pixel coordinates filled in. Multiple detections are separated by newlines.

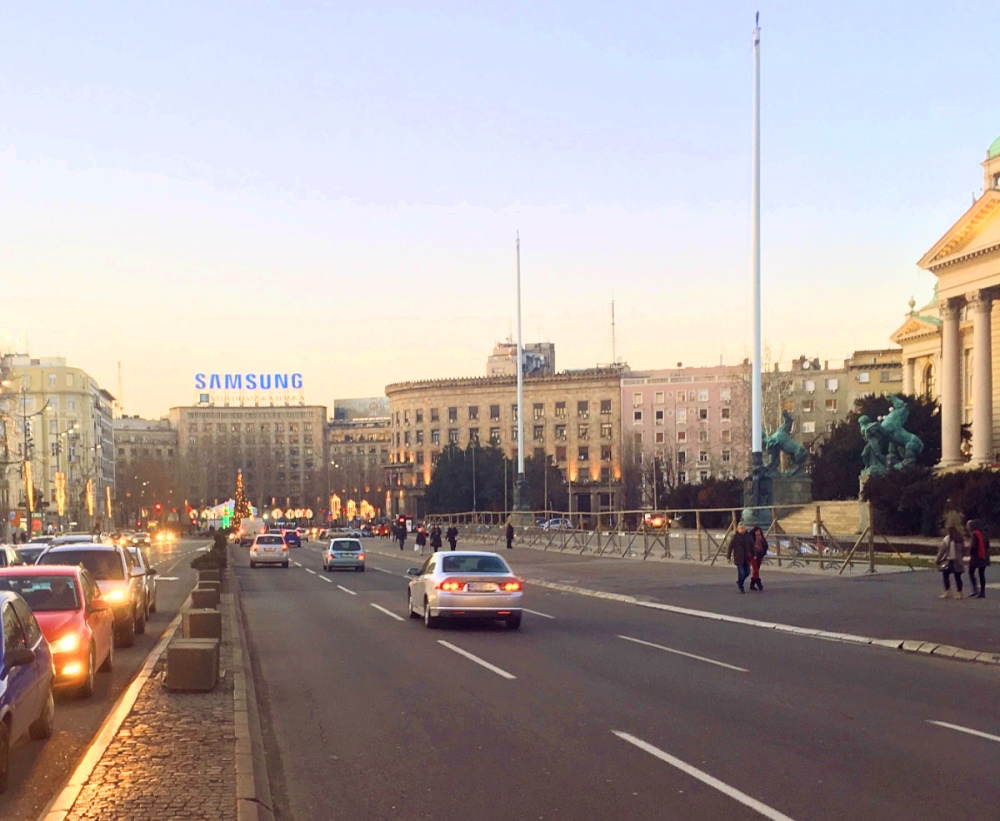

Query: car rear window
left=38, top=549, right=125, bottom=580
left=441, top=556, right=509, bottom=574
left=330, top=540, right=361, bottom=552
left=0, top=575, right=80, bottom=612
left=257, top=536, right=283, bottom=545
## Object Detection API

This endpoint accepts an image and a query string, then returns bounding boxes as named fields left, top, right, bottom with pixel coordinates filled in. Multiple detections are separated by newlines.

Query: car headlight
left=105, top=588, right=126, bottom=603
left=52, top=632, right=80, bottom=653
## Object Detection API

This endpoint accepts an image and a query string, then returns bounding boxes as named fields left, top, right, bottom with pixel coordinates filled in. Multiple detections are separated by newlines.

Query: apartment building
left=327, top=398, right=391, bottom=518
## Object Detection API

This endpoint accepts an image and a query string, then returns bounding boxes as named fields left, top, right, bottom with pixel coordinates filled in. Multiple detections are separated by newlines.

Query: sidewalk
left=39, top=566, right=270, bottom=821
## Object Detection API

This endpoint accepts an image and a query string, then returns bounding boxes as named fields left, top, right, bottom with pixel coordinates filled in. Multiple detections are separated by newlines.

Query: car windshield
left=39, top=549, right=125, bottom=580
left=16, top=546, right=47, bottom=564
left=257, top=536, right=283, bottom=545
left=126, top=547, right=144, bottom=565
left=330, top=541, right=360, bottom=552
left=441, top=556, right=510, bottom=574
left=0, top=575, right=80, bottom=611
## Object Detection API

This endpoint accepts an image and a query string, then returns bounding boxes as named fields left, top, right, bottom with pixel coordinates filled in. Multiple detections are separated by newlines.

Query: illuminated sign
left=195, top=373, right=304, bottom=391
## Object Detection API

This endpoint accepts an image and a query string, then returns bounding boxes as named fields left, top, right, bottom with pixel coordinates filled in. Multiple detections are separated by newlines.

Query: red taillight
left=357, top=553, right=365, bottom=560
left=437, top=580, right=462, bottom=591
left=503, top=581, right=522, bottom=592
left=281, top=545, right=288, bottom=551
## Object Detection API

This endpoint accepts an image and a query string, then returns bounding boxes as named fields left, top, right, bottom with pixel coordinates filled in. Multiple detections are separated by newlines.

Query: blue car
left=281, top=530, right=302, bottom=549
left=0, top=590, right=55, bottom=793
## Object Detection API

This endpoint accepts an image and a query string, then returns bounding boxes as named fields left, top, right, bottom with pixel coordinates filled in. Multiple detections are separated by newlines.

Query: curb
left=231, top=556, right=275, bottom=821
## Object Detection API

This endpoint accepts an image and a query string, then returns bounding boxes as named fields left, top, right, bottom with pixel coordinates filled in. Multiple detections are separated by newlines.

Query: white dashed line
left=370, top=603, right=404, bottom=621
left=305, top=568, right=317, bottom=575
left=319, top=576, right=332, bottom=583
left=927, top=720, right=1000, bottom=744
left=336, top=585, right=357, bottom=596
left=293, top=562, right=303, bottom=567
left=523, top=608, right=555, bottom=619
left=613, top=732, right=795, bottom=821
left=618, top=635, right=748, bottom=673
left=371, top=567, right=395, bottom=575
left=437, top=640, right=516, bottom=680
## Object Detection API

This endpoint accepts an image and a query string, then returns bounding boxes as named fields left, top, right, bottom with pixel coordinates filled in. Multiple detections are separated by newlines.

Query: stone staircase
left=776, top=500, right=864, bottom=538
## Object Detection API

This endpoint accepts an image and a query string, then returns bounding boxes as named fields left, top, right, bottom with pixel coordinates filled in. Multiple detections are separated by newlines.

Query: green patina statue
left=763, top=409, right=809, bottom=476
left=860, top=394, right=924, bottom=478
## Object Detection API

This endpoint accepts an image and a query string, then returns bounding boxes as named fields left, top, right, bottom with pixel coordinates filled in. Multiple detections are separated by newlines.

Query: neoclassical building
left=894, top=135, right=1000, bottom=466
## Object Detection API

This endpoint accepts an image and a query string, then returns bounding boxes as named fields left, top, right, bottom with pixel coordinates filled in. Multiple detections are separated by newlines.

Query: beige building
left=327, top=398, right=391, bottom=520
left=1, top=355, right=115, bottom=531
left=385, top=368, right=625, bottom=520
left=894, top=135, right=1000, bottom=466
left=113, top=417, right=180, bottom=527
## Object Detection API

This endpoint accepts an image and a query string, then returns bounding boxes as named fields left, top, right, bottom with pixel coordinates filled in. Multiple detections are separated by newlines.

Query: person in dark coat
left=505, top=522, right=515, bottom=550
left=749, top=525, right=768, bottom=591
left=726, top=522, right=755, bottom=594
left=967, top=519, right=990, bottom=598
left=415, top=525, right=427, bottom=555
left=430, top=525, right=443, bottom=552
left=396, top=523, right=407, bottom=551
left=446, top=525, right=458, bottom=551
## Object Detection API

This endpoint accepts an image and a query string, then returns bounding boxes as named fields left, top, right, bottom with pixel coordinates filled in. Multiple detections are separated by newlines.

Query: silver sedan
left=322, top=539, right=365, bottom=572
left=406, top=551, right=523, bottom=630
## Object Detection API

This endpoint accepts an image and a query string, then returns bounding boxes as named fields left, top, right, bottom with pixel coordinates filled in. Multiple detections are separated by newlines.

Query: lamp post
left=19, top=385, right=51, bottom=537
left=53, top=421, right=78, bottom=533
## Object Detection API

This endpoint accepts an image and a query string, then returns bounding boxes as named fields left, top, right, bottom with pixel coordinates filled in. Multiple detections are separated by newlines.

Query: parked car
left=126, top=546, right=157, bottom=615
left=0, top=589, right=55, bottom=793
left=0, top=566, right=114, bottom=697
left=37, top=544, right=148, bottom=647
left=0, top=545, right=26, bottom=567
left=541, top=518, right=573, bottom=531
left=406, top=551, right=523, bottom=630
left=322, top=539, right=365, bottom=572
left=249, top=534, right=289, bottom=568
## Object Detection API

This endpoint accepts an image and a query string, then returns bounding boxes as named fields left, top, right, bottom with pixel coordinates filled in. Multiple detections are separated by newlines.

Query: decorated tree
left=233, top=470, right=251, bottom=532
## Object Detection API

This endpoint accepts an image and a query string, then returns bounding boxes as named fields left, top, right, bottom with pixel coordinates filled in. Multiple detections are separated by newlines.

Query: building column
left=902, top=359, right=915, bottom=396
left=939, top=298, right=964, bottom=466
left=970, top=289, right=995, bottom=466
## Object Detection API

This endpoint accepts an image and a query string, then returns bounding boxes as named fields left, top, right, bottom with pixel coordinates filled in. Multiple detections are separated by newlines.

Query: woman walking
left=415, top=525, right=428, bottom=556
left=935, top=526, right=967, bottom=599
left=967, top=519, right=990, bottom=598
left=749, top=525, right=768, bottom=591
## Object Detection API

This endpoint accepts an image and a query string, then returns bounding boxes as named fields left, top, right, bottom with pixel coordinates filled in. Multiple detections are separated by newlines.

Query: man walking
left=446, top=524, right=458, bottom=551
left=505, top=521, right=515, bottom=550
left=430, top=524, right=443, bottom=552
left=396, top=523, right=407, bottom=551
left=727, top=522, right=755, bottom=594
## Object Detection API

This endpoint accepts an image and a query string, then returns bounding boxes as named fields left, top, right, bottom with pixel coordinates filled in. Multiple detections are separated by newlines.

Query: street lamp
left=19, top=385, right=51, bottom=537
left=53, top=421, right=79, bottom=533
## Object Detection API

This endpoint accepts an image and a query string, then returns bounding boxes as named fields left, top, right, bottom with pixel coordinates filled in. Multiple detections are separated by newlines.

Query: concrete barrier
left=197, top=580, right=222, bottom=595
left=165, top=638, right=220, bottom=691
left=191, top=588, right=220, bottom=609
left=184, top=608, right=223, bottom=639
left=198, top=569, right=221, bottom=583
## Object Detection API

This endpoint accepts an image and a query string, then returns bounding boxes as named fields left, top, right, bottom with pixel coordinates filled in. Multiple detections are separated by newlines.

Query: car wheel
left=78, top=644, right=96, bottom=698
left=0, top=719, right=9, bottom=794
left=506, top=614, right=522, bottom=631
left=99, top=635, right=114, bottom=673
left=249, top=560, right=256, bottom=568
left=135, top=605, right=146, bottom=636
left=149, top=592, right=157, bottom=614
left=29, top=687, right=55, bottom=739
left=408, top=592, right=420, bottom=619
left=117, top=614, right=136, bottom=648
left=356, top=566, right=365, bottom=572
left=423, top=598, right=439, bottom=629
left=282, top=561, right=289, bottom=568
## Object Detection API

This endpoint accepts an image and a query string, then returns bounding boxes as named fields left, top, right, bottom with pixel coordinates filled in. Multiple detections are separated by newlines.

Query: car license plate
left=264, top=547, right=277, bottom=553
left=467, top=583, right=498, bottom=592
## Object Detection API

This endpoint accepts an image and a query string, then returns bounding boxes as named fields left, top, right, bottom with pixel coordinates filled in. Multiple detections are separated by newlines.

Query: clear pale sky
left=0, top=2, right=995, bottom=419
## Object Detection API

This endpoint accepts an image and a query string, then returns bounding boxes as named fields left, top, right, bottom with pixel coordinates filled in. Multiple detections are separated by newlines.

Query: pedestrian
left=446, top=524, right=458, bottom=551
left=967, top=519, right=990, bottom=599
left=942, top=499, right=963, bottom=534
left=415, top=525, right=427, bottom=555
left=935, top=525, right=966, bottom=599
left=727, top=522, right=755, bottom=594
left=506, top=521, right=515, bottom=550
left=430, top=524, right=443, bottom=552
left=749, top=525, right=768, bottom=591
left=396, top=524, right=407, bottom=551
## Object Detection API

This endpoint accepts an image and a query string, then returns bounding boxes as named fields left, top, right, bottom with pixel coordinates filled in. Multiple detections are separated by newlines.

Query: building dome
left=989, top=135, right=1000, bottom=159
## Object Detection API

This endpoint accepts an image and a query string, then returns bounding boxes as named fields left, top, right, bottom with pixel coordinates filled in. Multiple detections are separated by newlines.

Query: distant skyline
left=0, top=2, right=995, bottom=418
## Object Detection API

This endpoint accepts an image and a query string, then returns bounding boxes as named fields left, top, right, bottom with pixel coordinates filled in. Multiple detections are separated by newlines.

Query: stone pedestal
left=741, top=453, right=773, bottom=528
left=772, top=475, right=813, bottom=507
left=165, top=638, right=219, bottom=691
left=198, top=569, right=221, bottom=583
left=184, top=608, right=222, bottom=639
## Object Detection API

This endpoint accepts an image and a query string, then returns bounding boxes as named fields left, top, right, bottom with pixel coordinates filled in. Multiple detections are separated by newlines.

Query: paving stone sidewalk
left=61, top=596, right=238, bottom=821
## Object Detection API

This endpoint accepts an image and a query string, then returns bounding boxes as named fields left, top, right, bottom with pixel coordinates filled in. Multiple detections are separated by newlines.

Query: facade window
left=533, top=403, right=544, bottom=420
left=698, top=430, right=709, bottom=443
left=722, top=450, right=731, bottom=463
left=600, top=399, right=612, bottom=415
left=677, top=391, right=686, bottom=402
left=677, top=431, right=687, bottom=443
left=415, top=430, right=424, bottom=445
left=430, top=408, right=439, bottom=422
left=720, top=407, right=731, bottom=420
left=699, top=450, right=709, bottom=463
left=857, top=372, right=870, bottom=384
left=533, top=425, right=544, bottom=442
left=511, top=426, right=518, bottom=441
left=655, top=409, right=664, bottom=424
left=48, top=374, right=57, bottom=387
left=577, top=401, right=589, bottom=419
left=431, top=429, right=440, bottom=445
left=448, top=407, right=458, bottom=423
left=825, top=378, right=839, bottom=391
left=655, top=391, right=664, bottom=403
left=555, top=446, right=567, bottom=462
left=721, top=429, right=732, bottom=443
left=655, top=431, right=664, bottom=444
left=633, top=392, right=643, bottom=407
left=448, top=428, right=459, bottom=444
left=415, top=409, right=423, bottom=424
left=804, top=380, right=816, bottom=393
left=578, top=424, right=589, bottom=439
left=403, top=411, right=409, bottom=425
left=699, top=470, right=710, bottom=482
left=802, top=400, right=814, bottom=412
left=633, top=410, right=642, bottom=423
left=555, top=425, right=567, bottom=441
left=600, top=466, right=611, bottom=482
left=489, top=427, right=501, bottom=444
left=802, top=421, right=816, bottom=433
left=578, top=446, right=589, bottom=461
left=676, top=408, right=687, bottom=423
left=490, top=405, right=501, bottom=421
left=511, top=404, right=518, bottom=422
left=825, top=399, right=838, bottom=411
left=469, top=428, right=480, bottom=442
left=698, top=390, right=709, bottom=402
left=720, top=389, right=731, bottom=402
left=416, top=451, right=425, bottom=465
left=678, top=451, right=687, bottom=464
left=403, top=431, right=411, bottom=446
left=698, top=408, right=708, bottom=420
left=633, top=432, right=642, bottom=447
left=555, top=402, right=567, bottom=418
left=601, top=446, right=612, bottom=461
left=468, top=406, right=479, bottom=421
left=825, top=421, right=835, bottom=432
left=600, top=422, right=612, bottom=438
left=678, top=470, right=687, bottom=483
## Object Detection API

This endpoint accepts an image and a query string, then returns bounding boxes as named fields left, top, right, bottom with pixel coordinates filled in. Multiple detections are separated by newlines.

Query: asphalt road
left=0, top=537, right=205, bottom=820
left=238, top=541, right=1000, bottom=821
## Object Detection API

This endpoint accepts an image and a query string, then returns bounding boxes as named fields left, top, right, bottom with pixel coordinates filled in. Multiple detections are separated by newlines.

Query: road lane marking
left=618, top=635, right=748, bottom=673
left=927, top=720, right=1000, bottom=744
left=155, top=576, right=180, bottom=581
left=370, top=603, right=404, bottom=621
left=612, top=731, right=795, bottom=821
left=371, top=566, right=395, bottom=575
left=437, top=640, right=516, bottom=680
left=337, top=585, right=357, bottom=596
left=319, top=576, right=332, bottom=583
left=305, top=568, right=317, bottom=575
left=523, top=608, right=555, bottom=619
left=293, top=562, right=302, bottom=567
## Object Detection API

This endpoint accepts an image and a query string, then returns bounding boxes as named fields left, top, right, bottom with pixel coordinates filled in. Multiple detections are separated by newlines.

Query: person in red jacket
left=748, top=525, right=768, bottom=591
left=967, top=519, right=990, bottom=599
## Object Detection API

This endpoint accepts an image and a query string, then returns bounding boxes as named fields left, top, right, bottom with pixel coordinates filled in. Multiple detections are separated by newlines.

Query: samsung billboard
left=195, top=372, right=304, bottom=391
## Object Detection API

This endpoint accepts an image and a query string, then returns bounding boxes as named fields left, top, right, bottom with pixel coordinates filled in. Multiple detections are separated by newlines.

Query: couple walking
left=727, top=522, right=769, bottom=593
left=936, top=519, right=990, bottom=600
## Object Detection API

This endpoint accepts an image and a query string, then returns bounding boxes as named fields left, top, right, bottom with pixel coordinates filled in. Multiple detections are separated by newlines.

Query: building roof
left=990, top=135, right=1000, bottom=160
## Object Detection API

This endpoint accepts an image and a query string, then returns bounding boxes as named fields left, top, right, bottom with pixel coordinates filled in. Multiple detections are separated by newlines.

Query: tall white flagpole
left=515, top=233, right=525, bottom=505
left=751, top=12, right=762, bottom=456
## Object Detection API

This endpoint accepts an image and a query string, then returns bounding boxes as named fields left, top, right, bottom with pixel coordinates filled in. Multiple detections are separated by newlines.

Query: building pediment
left=918, top=190, right=1000, bottom=271
left=890, top=315, right=939, bottom=345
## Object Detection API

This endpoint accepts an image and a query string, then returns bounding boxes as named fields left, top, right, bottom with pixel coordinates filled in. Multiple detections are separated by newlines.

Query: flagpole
left=514, top=233, right=526, bottom=515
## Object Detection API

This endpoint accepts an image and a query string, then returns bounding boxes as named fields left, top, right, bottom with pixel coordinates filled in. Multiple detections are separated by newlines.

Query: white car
left=249, top=534, right=289, bottom=568
left=541, top=518, right=573, bottom=531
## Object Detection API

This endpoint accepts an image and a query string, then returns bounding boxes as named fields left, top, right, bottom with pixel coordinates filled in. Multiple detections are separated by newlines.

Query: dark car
left=15, top=545, right=47, bottom=565
left=37, top=544, right=148, bottom=647
left=282, top=530, right=301, bottom=549
left=0, top=589, right=55, bottom=793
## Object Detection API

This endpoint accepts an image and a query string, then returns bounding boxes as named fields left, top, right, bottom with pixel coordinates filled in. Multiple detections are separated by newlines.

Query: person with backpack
left=935, top=526, right=967, bottom=599
left=967, top=519, right=990, bottom=599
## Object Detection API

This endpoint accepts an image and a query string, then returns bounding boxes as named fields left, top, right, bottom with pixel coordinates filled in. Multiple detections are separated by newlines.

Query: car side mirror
left=131, top=567, right=145, bottom=577
left=146, top=568, right=157, bottom=576
left=406, top=567, right=420, bottom=577
left=92, top=598, right=112, bottom=612
left=6, top=646, right=35, bottom=668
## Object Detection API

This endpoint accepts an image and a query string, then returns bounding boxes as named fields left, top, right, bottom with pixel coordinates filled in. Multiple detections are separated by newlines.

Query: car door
left=2, top=601, right=34, bottom=741
left=10, top=598, right=50, bottom=719
left=81, top=572, right=113, bottom=665
left=415, top=557, right=435, bottom=611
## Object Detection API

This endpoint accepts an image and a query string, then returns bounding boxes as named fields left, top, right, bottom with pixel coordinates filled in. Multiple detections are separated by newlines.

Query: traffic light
left=154, top=503, right=163, bottom=514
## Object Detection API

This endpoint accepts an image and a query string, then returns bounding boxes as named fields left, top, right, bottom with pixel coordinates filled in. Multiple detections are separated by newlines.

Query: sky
left=0, top=1, right=995, bottom=419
